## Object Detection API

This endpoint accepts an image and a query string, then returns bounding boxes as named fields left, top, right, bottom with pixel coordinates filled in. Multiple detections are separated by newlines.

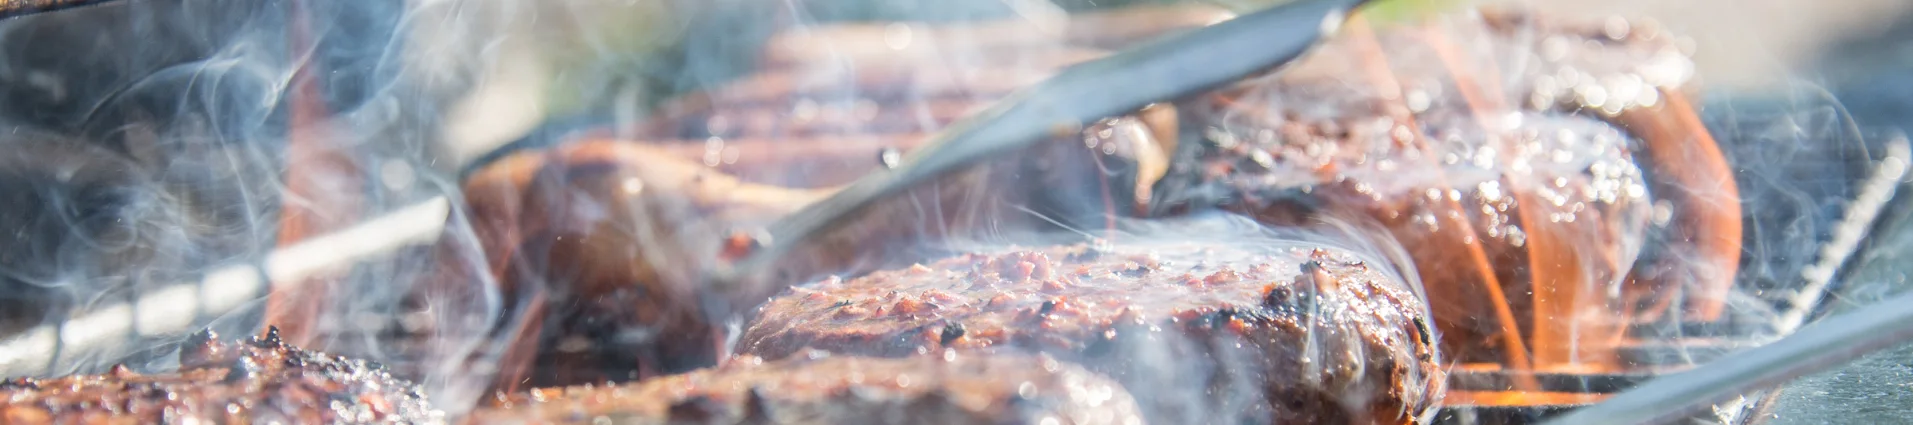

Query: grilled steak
left=1177, top=77, right=1653, bottom=367
left=0, top=327, right=444, bottom=425
left=736, top=214, right=1444, bottom=425
left=467, top=352, right=1145, bottom=425
left=1152, top=9, right=1736, bottom=368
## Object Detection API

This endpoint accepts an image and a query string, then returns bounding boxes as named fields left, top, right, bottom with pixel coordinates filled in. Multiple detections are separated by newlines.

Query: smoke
left=0, top=0, right=300, bottom=377
left=0, top=1, right=1897, bottom=423
left=0, top=0, right=485, bottom=402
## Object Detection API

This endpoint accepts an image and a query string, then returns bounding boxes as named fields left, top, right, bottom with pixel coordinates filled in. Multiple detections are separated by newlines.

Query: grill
left=2, top=1, right=1911, bottom=424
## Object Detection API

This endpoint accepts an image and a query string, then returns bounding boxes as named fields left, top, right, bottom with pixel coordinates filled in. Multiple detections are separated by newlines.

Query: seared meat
left=1180, top=78, right=1652, bottom=368
left=440, top=5, right=1208, bottom=394
left=0, top=327, right=444, bottom=425
left=1154, top=10, right=1737, bottom=368
left=439, top=113, right=1174, bottom=394
left=736, top=214, right=1444, bottom=425
left=467, top=352, right=1145, bottom=425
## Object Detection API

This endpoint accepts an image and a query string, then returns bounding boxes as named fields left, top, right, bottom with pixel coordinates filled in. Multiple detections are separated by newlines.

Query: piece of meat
left=1151, top=9, right=1737, bottom=370
left=447, top=109, right=1176, bottom=392
left=0, top=327, right=444, bottom=425
left=434, top=108, right=1175, bottom=393
left=466, top=352, right=1145, bottom=425
left=736, top=214, right=1444, bottom=425
left=1177, top=82, right=1652, bottom=369
left=440, top=141, right=836, bottom=395
left=435, top=4, right=1204, bottom=395
left=1472, top=11, right=1741, bottom=323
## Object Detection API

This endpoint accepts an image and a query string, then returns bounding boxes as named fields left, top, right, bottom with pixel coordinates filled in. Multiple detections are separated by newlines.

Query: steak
left=1151, top=9, right=1735, bottom=368
left=736, top=214, right=1444, bottom=424
left=466, top=352, right=1145, bottom=425
left=0, top=327, right=443, bottom=425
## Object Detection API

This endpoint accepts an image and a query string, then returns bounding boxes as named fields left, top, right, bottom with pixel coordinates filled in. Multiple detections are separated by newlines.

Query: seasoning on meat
left=0, top=327, right=444, bottom=425
left=1151, top=9, right=1735, bottom=370
left=737, top=214, right=1444, bottom=425
left=468, top=352, right=1146, bottom=425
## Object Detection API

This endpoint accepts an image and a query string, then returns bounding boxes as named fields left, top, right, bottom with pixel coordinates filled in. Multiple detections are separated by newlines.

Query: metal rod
left=0, top=0, right=119, bottom=20
left=1540, top=287, right=1913, bottom=425
left=0, top=197, right=449, bottom=377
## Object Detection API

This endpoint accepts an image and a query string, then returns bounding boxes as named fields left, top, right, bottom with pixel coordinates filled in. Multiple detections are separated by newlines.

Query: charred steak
left=0, top=327, right=444, bottom=425
left=1154, top=9, right=1737, bottom=368
left=736, top=214, right=1444, bottom=425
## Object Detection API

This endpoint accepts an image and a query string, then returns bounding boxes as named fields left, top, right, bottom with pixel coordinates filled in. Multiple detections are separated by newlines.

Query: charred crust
left=254, top=326, right=284, bottom=348
left=1196, top=307, right=1272, bottom=331
left=939, top=322, right=967, bottom=345
left=3, top=327, right=441, bottom=424
left=739, top=240, right=1436, bottom=425
left=1263, top=285, right=1316, bottom=317
left=178, top=328, right=222, bottom=368
left=1412, top=317, right=1434, bottom=349
left=0, top=378, right=34, bottom=390
left=1262, top=261, right=1329, bottom=317
left=1201, top=308, right=1239, bottom=330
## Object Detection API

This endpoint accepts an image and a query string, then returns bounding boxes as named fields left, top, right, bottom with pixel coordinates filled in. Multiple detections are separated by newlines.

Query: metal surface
left=1526, top=79, right=1913, bottom=424
left=702, top=0, right=1372, bottom=316
left=0, top=0, right=115, bottom=20
left=1540, top=287, right=1913, bottom=425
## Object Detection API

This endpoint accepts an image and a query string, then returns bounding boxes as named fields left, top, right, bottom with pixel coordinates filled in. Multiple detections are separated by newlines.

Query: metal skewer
left=701, top=0, right=1375, bottom=316
left=0, top=0, right=116, bottom=20
left=0, top=197, right=451, bottom=377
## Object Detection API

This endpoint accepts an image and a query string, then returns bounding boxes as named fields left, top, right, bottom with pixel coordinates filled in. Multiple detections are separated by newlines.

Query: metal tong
left=700, top=0, right=1375, bottom=314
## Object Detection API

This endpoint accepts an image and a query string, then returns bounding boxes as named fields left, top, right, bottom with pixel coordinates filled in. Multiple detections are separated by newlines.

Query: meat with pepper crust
left=0, top=327, right=444, bottom=425
left=737, top=214, right=1444, bottom=425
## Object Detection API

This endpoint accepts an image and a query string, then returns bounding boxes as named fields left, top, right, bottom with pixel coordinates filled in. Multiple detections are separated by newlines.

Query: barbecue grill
left=1, top=0, right=1910, bottom=424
